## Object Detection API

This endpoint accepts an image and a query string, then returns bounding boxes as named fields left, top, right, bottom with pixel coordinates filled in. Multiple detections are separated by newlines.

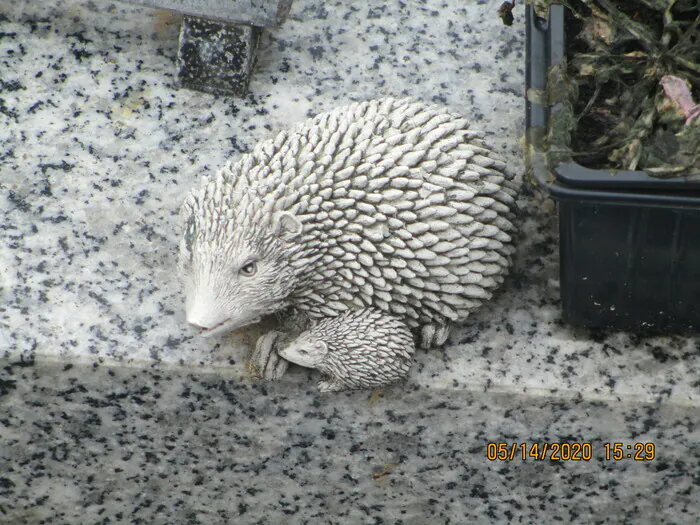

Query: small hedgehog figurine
left=178, top=97, right=517, bottom=384
left=279, top=308, right=415, bottom=392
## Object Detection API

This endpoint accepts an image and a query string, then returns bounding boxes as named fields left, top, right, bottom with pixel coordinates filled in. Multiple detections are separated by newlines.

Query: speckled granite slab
left=0, top=0, right=698, bottom=522
left=1, top=359, right=698, bottom=524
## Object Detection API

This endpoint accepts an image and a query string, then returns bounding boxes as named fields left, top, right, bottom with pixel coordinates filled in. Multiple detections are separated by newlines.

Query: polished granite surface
left=3, top=360, right=699, bottom=524
left=1, top=0, right=698, bottom=523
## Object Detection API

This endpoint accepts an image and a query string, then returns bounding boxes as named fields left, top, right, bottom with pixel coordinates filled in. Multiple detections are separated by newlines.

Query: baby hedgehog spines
left=278, top=308, right=415, bottom=392
left=178, top=97, right=517, bottom=357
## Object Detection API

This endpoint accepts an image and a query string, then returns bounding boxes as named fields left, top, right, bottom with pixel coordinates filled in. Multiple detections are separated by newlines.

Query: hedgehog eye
left=298, top=349, right=309, bottom=355
left=239, top=260, right=258, bottom=276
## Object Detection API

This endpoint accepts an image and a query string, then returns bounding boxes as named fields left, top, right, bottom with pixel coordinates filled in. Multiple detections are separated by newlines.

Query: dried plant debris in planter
left=539, top=0, right=699, bottom=177
left=499, top=1, right=517, bottom=26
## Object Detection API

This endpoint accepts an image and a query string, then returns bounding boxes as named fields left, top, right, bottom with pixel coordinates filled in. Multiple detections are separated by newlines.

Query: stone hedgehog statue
left=178, top=97, right=517, bottom=382
left=278, top=308, right=414, bottom=392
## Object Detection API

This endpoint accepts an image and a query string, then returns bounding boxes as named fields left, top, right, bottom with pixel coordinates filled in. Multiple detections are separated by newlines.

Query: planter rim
left=550, top=179, right=700, bottom=208
left=554, top=162, right=700, bottom=192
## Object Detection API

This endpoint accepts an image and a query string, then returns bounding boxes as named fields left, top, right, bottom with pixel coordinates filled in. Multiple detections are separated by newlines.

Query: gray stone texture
left=177, top=16, right=262, bottom=97
left=119, top=0, right=294, bottom=27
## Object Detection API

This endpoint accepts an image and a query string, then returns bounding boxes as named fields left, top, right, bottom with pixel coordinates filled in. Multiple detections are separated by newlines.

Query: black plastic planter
left=525, top=5, right=700, bottom=332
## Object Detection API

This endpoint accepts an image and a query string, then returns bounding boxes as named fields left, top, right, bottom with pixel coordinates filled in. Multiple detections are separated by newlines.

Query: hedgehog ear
left=316, top=341, right=328, bottom=354
left=272, top=211, right=302, bottom=240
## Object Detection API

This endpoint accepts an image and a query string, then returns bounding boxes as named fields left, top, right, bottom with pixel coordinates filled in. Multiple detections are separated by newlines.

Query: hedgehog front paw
left=251, top=331, right=289, bottom=381
left=419, top=323, right=451, bottom=349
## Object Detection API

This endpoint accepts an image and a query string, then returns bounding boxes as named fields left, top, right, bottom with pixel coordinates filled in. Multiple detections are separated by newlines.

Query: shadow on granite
left=1, top=358, right=698, bottom=524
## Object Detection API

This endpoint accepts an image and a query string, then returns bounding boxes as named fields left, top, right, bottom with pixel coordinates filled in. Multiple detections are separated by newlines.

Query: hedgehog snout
left=185, top=286, right=261, bottom=336
left=185, top=287, right=218, bottom=327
